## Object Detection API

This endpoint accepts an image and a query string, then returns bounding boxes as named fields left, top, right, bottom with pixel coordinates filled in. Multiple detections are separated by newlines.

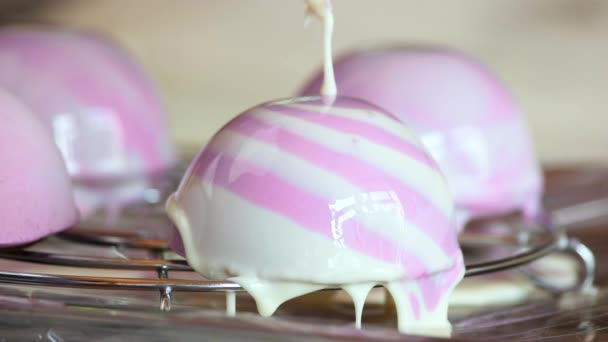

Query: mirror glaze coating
left=299, top=47, right=544, bottom=229
left=167, top=96, right=464, bottom=331
left=0, top=27, right=175, bottom=216
left=0, top=91, right=79, bottom=247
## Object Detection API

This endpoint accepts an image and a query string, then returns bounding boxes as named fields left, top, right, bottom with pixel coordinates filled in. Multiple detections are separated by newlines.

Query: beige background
left=6, top=0, right=607, bottom=163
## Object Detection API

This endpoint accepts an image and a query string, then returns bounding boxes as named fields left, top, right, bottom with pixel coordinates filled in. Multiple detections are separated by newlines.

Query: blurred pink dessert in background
left=166, top=96, right=464, bottom=335
left=0, top=27, right=175, bottom=219
left=299, top=46, right=544, bottom=230
left=0, top=90, right=79, bottom=247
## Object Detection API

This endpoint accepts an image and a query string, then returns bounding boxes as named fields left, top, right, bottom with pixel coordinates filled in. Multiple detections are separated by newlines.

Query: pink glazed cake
left=0, top=27, right=175, bottom=217
left=300, top=46, right=544, bottom=230
left=0, top=90, right=79, bottom=247
left=166, top=96, right=464, bottom=334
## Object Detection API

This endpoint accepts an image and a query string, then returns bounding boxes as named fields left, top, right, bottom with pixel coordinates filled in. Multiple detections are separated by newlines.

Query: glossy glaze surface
left=0, top=27, right=175, bottom=216
left=0, top=91, right=79, bottom=247
left=300, top=47, right=544, bottom=229
left=167, top=96, right=464, bottom=334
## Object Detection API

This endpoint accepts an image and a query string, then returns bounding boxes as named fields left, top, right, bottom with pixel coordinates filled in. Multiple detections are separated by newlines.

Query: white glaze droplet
left=231, top=276, right=325, bottom=316
left=342, top=282, right=375, bottom=329
left=226, top=290, right=236, bottom=317
left=305, top=0, right=337, bottom=98
left=384, top=280, right=453, bottom=337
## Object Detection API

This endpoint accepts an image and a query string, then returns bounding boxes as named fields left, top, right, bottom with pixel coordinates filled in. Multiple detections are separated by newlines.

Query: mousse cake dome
left=300, top=46, right=544, bottom=229
left=0, top=27, right=175, bottom=218
left=166, top=96, right=464, bottom=335
left=0, top=90, right=79, bottom=247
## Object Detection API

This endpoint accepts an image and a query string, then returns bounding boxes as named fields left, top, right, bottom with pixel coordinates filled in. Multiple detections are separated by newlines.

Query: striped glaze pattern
left=167, top=96, right=464, bottom=323
left=299, top=46, right=544, bottom=228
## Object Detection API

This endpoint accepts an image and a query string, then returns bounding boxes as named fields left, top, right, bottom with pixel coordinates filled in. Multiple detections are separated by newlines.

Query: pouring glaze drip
left=166, top=2, right=463, bottom=337
left=305, top=0, right=337, bottom=99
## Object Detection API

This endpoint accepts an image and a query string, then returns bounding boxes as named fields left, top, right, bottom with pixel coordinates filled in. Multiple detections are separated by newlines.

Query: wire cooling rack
left=0, top=217, right=595, bottom=312
left=0, top=159, right=597, bottom=313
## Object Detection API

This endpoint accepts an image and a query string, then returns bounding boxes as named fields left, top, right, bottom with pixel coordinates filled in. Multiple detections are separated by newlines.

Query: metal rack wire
left=0, top=160, right=597, bottom=313
left=0, top=220, right=595, bottom=312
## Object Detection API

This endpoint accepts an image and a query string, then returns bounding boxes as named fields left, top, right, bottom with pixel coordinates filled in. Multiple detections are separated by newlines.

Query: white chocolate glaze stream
left=305, top=0, right=337, bottom=98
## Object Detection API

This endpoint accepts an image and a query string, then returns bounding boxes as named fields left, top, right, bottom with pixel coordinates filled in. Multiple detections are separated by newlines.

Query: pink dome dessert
left=300, top=46, right=544, bottom=229
left=166, top=96, right=464, bottom=334
left=0, top=27, right=175, bottom=217
left=0, top=91, right=79, bottom=247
